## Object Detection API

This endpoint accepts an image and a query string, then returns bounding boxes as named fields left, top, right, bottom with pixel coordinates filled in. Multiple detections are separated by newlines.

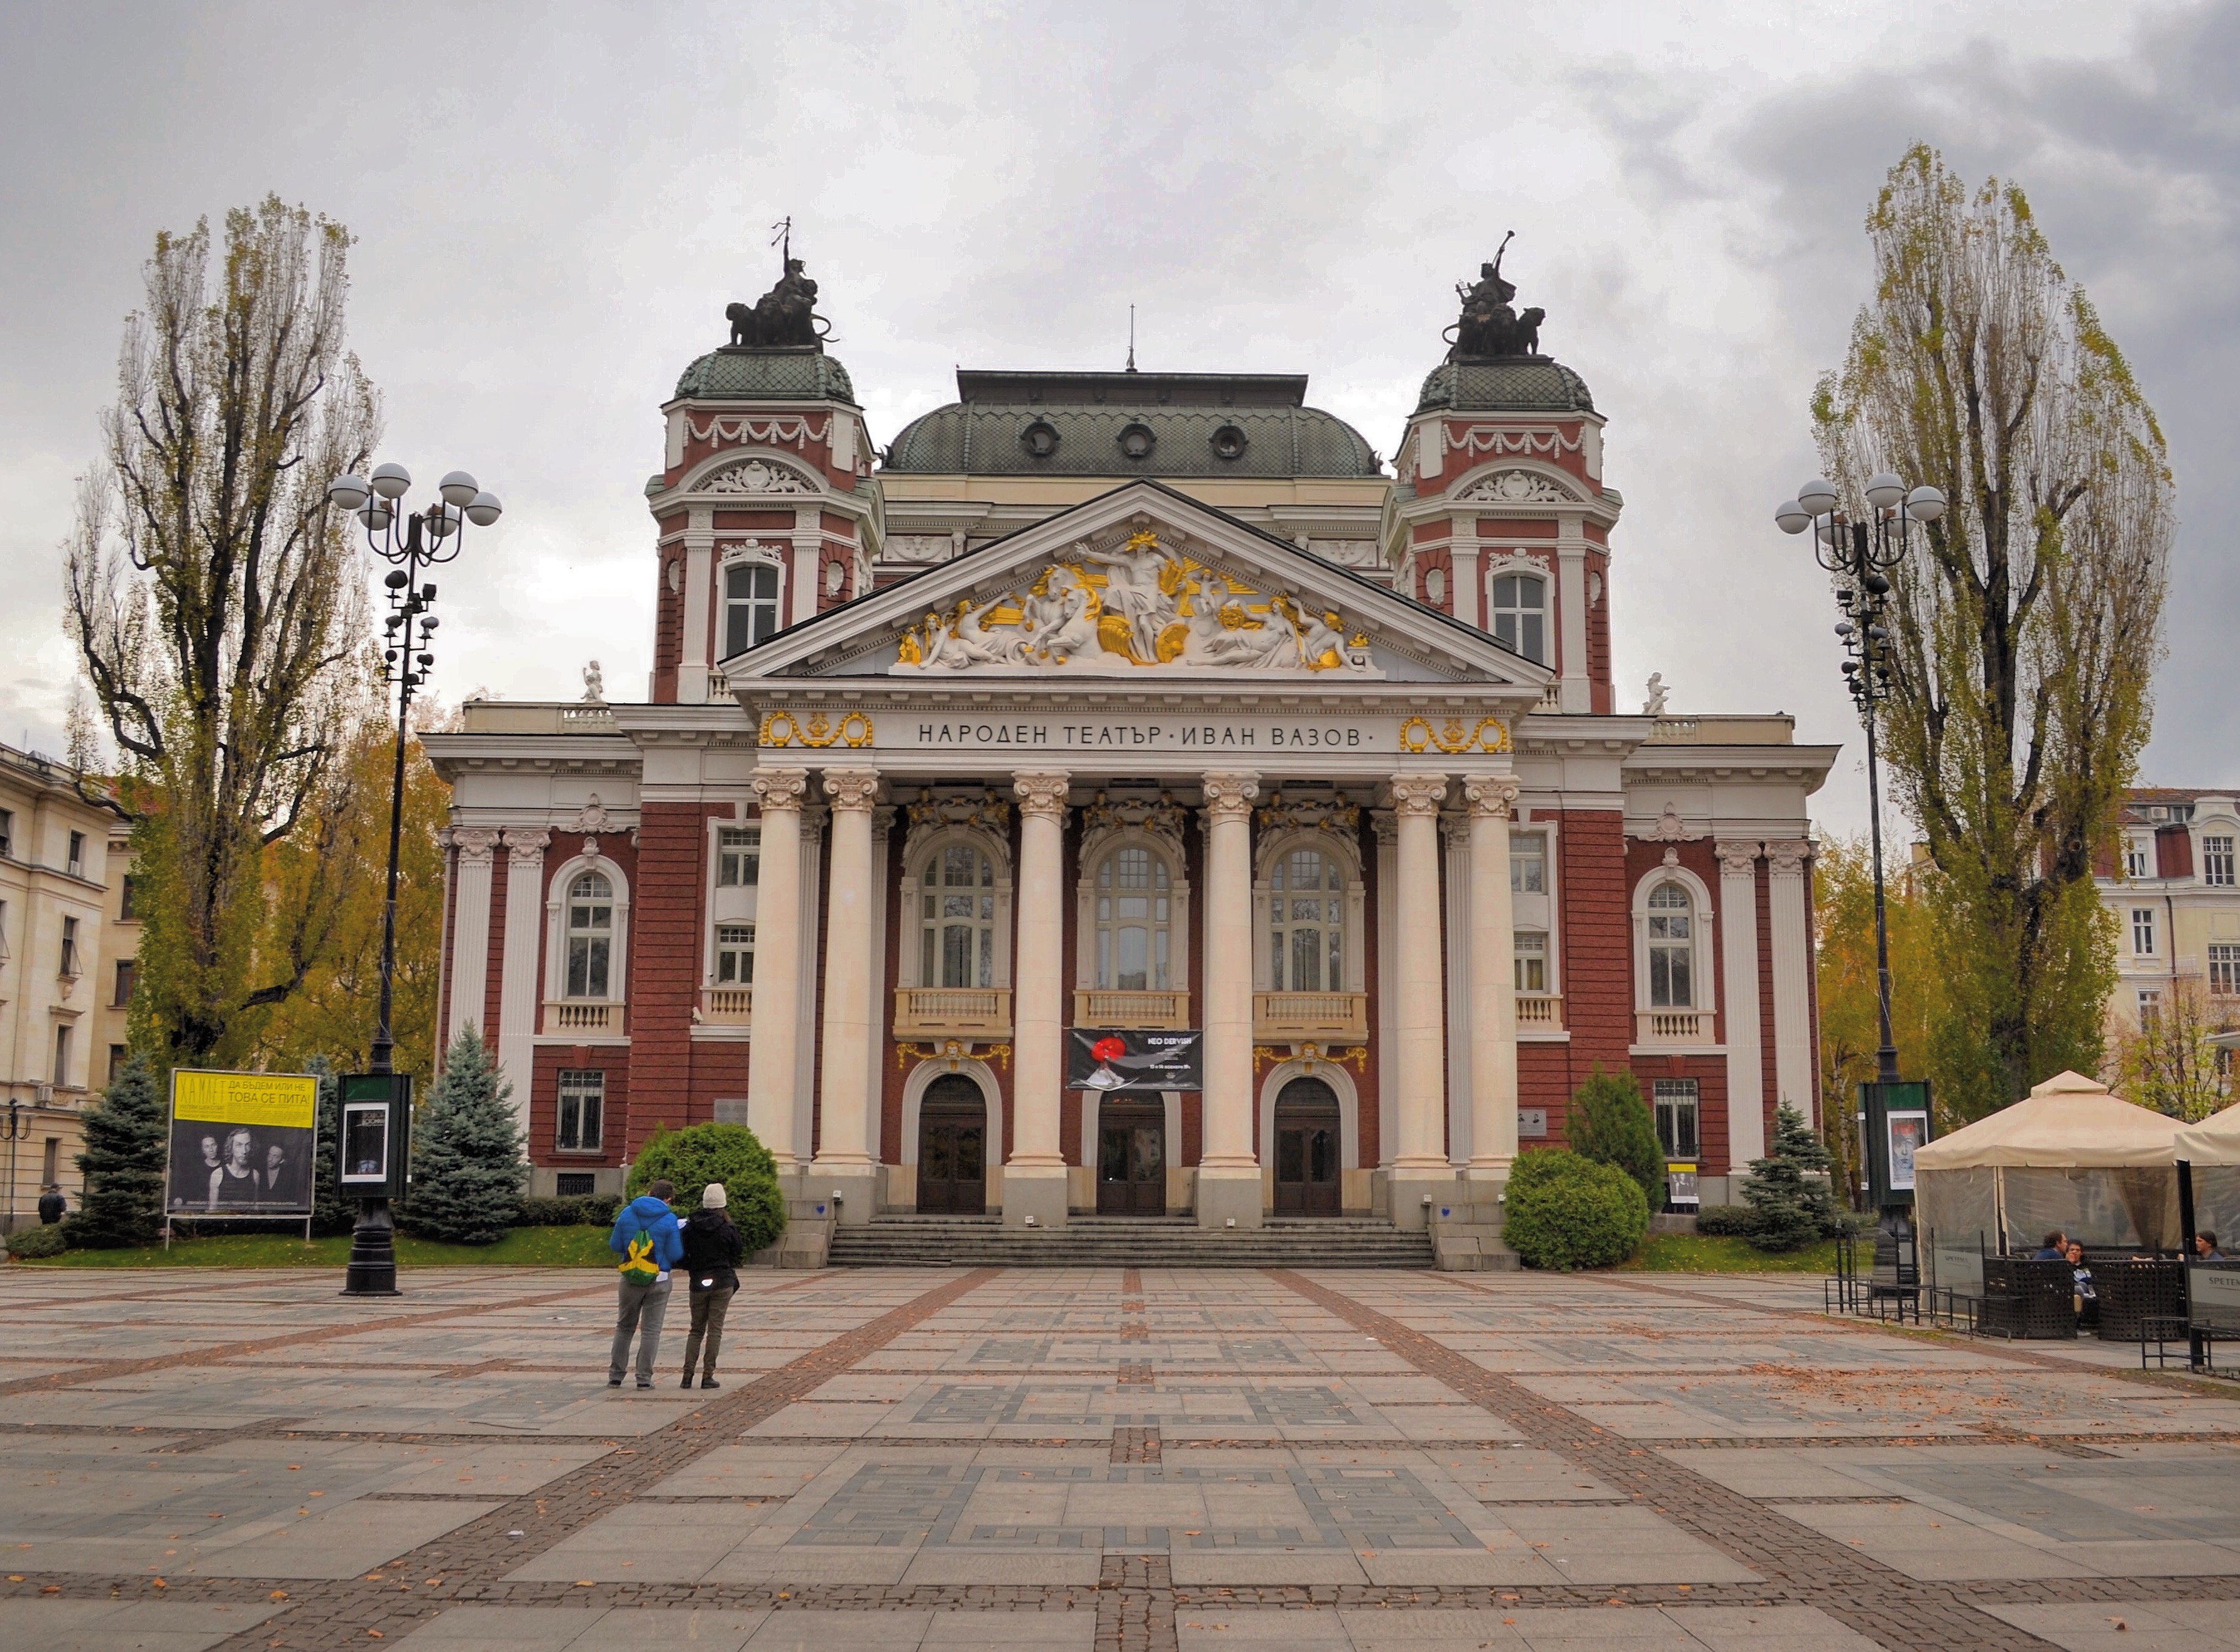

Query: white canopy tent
left=1913, top=1071, right=2185, bottom=1255
left=2175, top=1096, right=2240, bottom=1247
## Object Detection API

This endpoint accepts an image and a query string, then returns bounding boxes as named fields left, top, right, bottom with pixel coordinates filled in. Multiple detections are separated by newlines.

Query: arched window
left=1489, top=572, right=1546, bottom=664
left=1645, top=882, right=1693, bottom=1008
left=920, top=841, right=996, bottom=988
left=565, top=871, right=614, bottom=998
left=1270, top=848, right=1344, bottom=992
left=722, top=559, right=782, bottom=657
left=1095, top=845, right=1172, bottom=990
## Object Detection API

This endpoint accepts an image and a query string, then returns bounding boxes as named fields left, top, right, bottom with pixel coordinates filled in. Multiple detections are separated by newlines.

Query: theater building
left=423, top=261, right=1836, bottom=1229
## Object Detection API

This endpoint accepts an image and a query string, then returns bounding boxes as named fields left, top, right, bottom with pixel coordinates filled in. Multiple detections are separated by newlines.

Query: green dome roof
left=674, top=346, right=858, bottom=404
left=1415, top=357, right=1594, bottom=416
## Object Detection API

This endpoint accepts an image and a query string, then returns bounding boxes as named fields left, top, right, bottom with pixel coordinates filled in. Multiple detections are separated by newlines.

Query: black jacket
left=37, top=1192, right=64, bottom=1224
left=680, top=1208, right=743, bottom=1291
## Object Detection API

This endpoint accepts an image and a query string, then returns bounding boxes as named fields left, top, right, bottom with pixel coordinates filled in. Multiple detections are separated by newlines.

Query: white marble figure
left=1644, top=672, right=1669, bottom=716
left=1070, top=536, right=1177, bottom=662
left=582, top=660, right=605, bottom=703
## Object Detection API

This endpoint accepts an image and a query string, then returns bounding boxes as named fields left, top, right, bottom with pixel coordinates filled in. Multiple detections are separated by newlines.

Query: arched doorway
left=1096, top=1099, right=1166, bottom=1215
left=917, top=1075, right=987, bottom=1215
left=1273, top=1076, right=1341, bottom=1216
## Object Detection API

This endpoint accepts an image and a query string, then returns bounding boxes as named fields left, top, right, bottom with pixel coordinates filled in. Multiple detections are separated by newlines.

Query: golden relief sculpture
left=891, top=529, right=1375, bottom=676
left=1397, top=715, right=1511, bottom=754
left=759, top=709, right=875, bottom=748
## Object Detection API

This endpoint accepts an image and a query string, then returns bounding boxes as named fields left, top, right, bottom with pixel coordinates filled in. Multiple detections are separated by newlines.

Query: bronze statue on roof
left=1446, top=231, right=1546, bottom=361
left=726, top=218, right=831, bottom=350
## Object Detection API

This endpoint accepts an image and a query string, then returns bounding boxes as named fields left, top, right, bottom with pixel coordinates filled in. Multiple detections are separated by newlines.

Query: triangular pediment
left=724, top=481, right=1549, bottom=689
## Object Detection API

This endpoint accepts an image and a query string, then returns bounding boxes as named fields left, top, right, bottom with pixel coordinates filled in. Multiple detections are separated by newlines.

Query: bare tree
left=67, top=196, right=381, bottom=1064
left=2112, top=982, right=2238, bottom=1123
left=1813, top=146, right=2173, bottom=1117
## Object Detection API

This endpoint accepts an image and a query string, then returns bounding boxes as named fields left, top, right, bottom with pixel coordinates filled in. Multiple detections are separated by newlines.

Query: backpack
left=616, top=1221, right=661, bottom=1285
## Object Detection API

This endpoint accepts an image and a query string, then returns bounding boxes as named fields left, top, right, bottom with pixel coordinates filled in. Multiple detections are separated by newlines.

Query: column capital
left=822, top=769, right=882, bottom=812
left=1201, top=772, right=1260, bottom=821
left=1370, top=809, right=1399, bottom=847
left=502, top=828, right=549, bottom=865
left=1013, top=772, right=1071, bottom=819
left=1715, top=839, right=1763, bottom=878
left=1764, top=838, right=1812, bottom=877
left=451, top=826, right=502, bottom=863
left=751, top=767, right=810, bottom=812
left=1387, top=776, right=1447, bottom=818
left=1439, top=811, right=1471, bottom=845
left=1461, top=774, right=1521, bottom=820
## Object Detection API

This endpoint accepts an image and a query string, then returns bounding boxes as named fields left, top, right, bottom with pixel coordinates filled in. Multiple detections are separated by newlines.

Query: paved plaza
left=4, top=1267, right=2240, bottom=1649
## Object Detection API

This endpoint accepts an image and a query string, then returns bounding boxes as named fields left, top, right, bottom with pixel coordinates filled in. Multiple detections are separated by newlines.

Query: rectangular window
left=555, top=1171, right=596, bottom=1197
left=66, top=831, right=85, bottom=877
left=119, top=875, right=139, bottom=921
left=2138, top=988, right=2162, bottom=1026
left=715, top=923, right=755, bottom=985
left=717, top=827, right=760, bottom=887
left=112, top=959, right=135, bottom=1007
left=1514, top=932, right=1547, bottom=993
left=2211, top=944, right=2240, bottom=997
left=0, top=899, right=9, bottom=961
left=60, top=917, right=80, bottom=976
left=108, top=1044, right=126, bottom=1083
left=1510, top=833, right=1546, bottom=894
left=2133, top=908, right=2157, bottom=956
left=52, top=1025, right=70, bottom=1088
left=722, top=560, right=783, bottom=657
left=0, top=807, right=12, bottom=858
left=2205, top=836, right=2236, bottom=887
left=557, top=1069, right=604, bottom=1152
left=41, top=1138, right=58, bottom=1186
left=2124, top=840, right=2151, bottom=878
left=1653, top=1079, right=1701, bottom=1160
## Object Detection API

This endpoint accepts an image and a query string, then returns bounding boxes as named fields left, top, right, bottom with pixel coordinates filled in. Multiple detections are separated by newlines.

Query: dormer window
left=1490, top=573, right=1546, bottom=664
left=722, top=559, right=782, bottom=657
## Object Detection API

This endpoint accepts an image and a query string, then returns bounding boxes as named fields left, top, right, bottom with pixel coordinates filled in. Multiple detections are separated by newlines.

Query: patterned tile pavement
left=4, top=1263, right=2240, bottom=1648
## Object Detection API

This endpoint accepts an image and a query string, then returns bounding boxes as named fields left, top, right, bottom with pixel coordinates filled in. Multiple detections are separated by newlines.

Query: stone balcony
left=1636, top=1009, right=1710, bottom=1045
left=699, top=985, right=753, bottom=1026
left=1073, top=988, right=1190, bottom=1031
left=1254, top=990, right=1369, bottom=1043
left=1516, top=993, right=1565, bottom=1032
left=543, top=998, right=625, bottom=1036
left=893, top=986, right=1012, bottom=1039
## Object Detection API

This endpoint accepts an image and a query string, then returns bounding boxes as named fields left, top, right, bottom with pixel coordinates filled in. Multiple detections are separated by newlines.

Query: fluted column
left=811, top=770, right=880, bottom=1218
left=1198, top=772, right=1261, bottom=1229
left=496, top=828, right=549, bottom=1119
left=1389, top=776, right=1451, bottom=1223
left=1463, top=777, right=1521, bottom=1181
left=1006, top=772, right=1071, bottom=1227
left=444, top=828, right=501, bottom=1048
left=1766, top=840, right=1815, bottom=1127
left=1717, top=839, right=1767, bottom=1176
left=745, top=769, right=809, bottom=1171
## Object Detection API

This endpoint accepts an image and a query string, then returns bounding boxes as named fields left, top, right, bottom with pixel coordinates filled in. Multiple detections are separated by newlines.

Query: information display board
left=1066, top=1029, right=1203, bottom=1093
left=166, top=1069, right=319, bottom=1217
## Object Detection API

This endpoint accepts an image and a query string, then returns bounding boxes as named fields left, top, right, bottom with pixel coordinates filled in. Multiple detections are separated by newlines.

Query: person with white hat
left=678, top=1183, right=744, bottom=1389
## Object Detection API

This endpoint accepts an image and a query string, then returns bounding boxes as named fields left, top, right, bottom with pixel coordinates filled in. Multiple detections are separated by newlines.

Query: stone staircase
left=826, top=1213, right=1435, bottom=1269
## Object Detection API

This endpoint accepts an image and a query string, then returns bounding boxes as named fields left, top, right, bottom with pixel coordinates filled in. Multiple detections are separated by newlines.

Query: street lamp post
left=325, top=462, right=501, bottom=1295
left=1775, top=473, right=1943, bottom=1214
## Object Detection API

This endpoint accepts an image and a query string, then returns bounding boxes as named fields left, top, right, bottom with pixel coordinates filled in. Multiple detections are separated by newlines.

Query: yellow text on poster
left=172, top=1070, right=318, bottom=1130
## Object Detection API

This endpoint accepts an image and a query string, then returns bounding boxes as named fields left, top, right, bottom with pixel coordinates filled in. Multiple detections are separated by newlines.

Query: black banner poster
left=166, top=1069, right=319, bottom=1217
left=1067, top=1028, right=1203, bottom=1093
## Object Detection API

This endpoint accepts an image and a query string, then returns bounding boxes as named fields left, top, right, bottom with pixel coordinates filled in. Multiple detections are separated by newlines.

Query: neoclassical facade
left=425, top=268, right=1836, bottom=1225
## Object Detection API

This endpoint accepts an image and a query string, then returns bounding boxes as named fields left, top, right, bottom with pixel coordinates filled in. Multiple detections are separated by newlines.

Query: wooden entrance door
left=916, top=1075, right=987, bottom=1215
left=1273, top=1077, right=1342, bottom=1216
left=1096, top=1102, right=1165, bottom=1215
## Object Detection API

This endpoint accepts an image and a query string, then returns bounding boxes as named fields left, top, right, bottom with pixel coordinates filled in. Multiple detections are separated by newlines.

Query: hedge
left=1501, top=1148, right=1650, bottom=1271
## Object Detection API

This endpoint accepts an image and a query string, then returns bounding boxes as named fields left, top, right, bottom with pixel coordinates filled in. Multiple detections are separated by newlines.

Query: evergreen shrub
left=627, top=1123, right=787, bottom=1255
left=1502, top=1148, right=1651, bottom=1271
left=305, top=1056, right=354, bottom=1236
left=1739, top=1102, right=1848, bottom=1252
left=403, top=1029, right=527, bottom=1245
left=1695, top=1204, right=1761, bottom=1237
left=65, top=1054, right=167, bottom=1249
left=7, top=1223, right=67, bottom=1259
left=1566, top=1065, right=1667, bottom=1210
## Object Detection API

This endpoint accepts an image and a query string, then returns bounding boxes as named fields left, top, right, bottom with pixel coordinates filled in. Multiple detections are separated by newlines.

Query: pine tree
left=1567, top=1065, right=1668, bottom=1212
left=1739, top=1102, right=1844, bottom=1252
left=303, top=1054, right=352, bottom=1235
left=66, top=1054, right=168, bottom=1249
left=403, top=1028, right=525, bottom=1245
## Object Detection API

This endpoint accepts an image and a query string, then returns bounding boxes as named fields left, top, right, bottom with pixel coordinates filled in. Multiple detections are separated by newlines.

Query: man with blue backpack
left=607, top=1179, right=684, bottom=1389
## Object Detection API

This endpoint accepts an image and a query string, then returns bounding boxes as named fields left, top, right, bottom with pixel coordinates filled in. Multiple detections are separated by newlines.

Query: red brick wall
left=482, top=853, right=508, bottom=1043
left=625, top=802, right=718, bottom=1160
left=530, top=1046, right=629, bottom=1171
left=653, top=543, right=683, bottom=704
left=1586, top=549, right=1612, bottom=714
left=1559, top=811, right=1635, bottom=1134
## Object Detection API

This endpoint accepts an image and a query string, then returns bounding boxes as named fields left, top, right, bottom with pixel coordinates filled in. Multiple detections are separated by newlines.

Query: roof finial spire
left=770, top=215, right=792, bottom=271
left=1125, top=304, right=1137, bottom=373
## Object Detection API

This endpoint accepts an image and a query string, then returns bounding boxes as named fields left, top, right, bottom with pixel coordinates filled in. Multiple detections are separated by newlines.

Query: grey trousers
left=681, top=1284, right=737, bottom=1379
left=609, top=1276, right=672, bottom=1383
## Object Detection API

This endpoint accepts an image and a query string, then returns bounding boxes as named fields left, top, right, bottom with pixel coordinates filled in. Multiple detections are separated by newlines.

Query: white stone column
left=1463, top=777, right=1521, bottom=1183
left=1388, top=776, right=1451, bottom=1225
left=1452, top=518, right=1483, bottom=630
left=1717, top=840, right=1767, bottom=1176
left=1198, top=772, right=1261, bottom=1230
left=445, top=829, right=501, bottom=1048
left=495, top=829, right=549, bottom=1121
left=811, top=770, right=880, bottom=1220
left=1372, top=811, right=1397, bottom=1173
left=790, top=510, right=820, bottom=626
left=1766, top=840, right=1816, bottom=1127
left=792, top=804, right=826, bottom=1167
left=679, top=510, right=714, bottom=702
left=1557, top=512, right=1591, bottom=713
left=1006, top=772, right=1071, bottom=1227
left=1441, top=809, right=1475, bottom=1164
left=745, top=770, right=808, bottom=1171
left=866, top=806, right=894, bottom=1189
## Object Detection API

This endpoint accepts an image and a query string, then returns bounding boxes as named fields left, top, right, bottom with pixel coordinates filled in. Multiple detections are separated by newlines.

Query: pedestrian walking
left=679, top=1183, right=745, bottom=1389
left=36, top=1184, right=65, bottom=1225
left=607, top=1179, right=682, bottom=1389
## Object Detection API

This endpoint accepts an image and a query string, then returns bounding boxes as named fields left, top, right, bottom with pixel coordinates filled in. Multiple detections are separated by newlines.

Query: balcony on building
left=1073, top=988, right=1189, bottom=1031
left=1516, top=993, right=1566, bottom=1032
left=893, top=986, right=1012, bottom=1039
left=1254, top=990, right=1369, bottom=1043
left=1636, top=1009, right=1710, bottom=1045
left=698, top=985, right=753, bottom=1026
left=543, top=999, right=625, bottom=1036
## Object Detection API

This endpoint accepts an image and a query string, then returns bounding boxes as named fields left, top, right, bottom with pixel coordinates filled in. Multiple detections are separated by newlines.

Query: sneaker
left=636, top=1380, right=653, bottom=1390
left=606, top=1377, right=622, bottom=1388
left=699, top=1376, right=721, bottom=1390
left=680, top=1374, right=694, bottom=1389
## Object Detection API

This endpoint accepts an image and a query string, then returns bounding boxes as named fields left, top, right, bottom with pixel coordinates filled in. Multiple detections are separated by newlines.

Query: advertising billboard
left=166, top=1069, right=319, bottom=1217
left=1066, top=1029, right=1203, bottom=1093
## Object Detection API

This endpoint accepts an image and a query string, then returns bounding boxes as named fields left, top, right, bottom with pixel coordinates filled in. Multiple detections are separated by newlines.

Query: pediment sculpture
left=891, top=529, right=1374, bottom=676
left=1458, top=469, right=1575, bottom=505
left=699, top=457, right=815, bottom=495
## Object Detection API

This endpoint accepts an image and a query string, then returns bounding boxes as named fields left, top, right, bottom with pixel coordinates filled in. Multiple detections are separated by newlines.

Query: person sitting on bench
left=2033, top=1230, right=2068, bottom=1260
left=2196, top=1232, right=2226, bottom=1261
left=2066, top=1240, right=2099, bottom=1328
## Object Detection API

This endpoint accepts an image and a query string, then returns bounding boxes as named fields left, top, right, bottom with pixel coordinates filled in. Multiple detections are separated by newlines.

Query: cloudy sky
left=3, top=1, right=2233, bottom=836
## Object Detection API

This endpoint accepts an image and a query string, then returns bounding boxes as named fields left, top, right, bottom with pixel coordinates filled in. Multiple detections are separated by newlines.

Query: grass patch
left=1619, top=1233, right=1842, bottom=1274
left=16, top=1225, right=617, bottom=1269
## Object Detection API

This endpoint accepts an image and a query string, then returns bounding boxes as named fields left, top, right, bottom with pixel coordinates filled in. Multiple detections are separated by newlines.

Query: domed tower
left=647, top=251, right=877, bottom=704
left=1384, top=242, right=1619, bottom=714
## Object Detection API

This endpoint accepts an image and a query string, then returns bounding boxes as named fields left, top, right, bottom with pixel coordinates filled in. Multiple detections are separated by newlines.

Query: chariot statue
left=1446, top=231, right=1546, bottom=361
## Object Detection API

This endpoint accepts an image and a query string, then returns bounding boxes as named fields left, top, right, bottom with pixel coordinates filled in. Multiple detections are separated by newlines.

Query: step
left=828, top=1214, right=1433, bottom=1269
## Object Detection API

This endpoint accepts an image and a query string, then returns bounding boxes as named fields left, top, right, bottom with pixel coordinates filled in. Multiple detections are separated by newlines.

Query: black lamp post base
left=341, top=1199, right=402, bottom=1297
